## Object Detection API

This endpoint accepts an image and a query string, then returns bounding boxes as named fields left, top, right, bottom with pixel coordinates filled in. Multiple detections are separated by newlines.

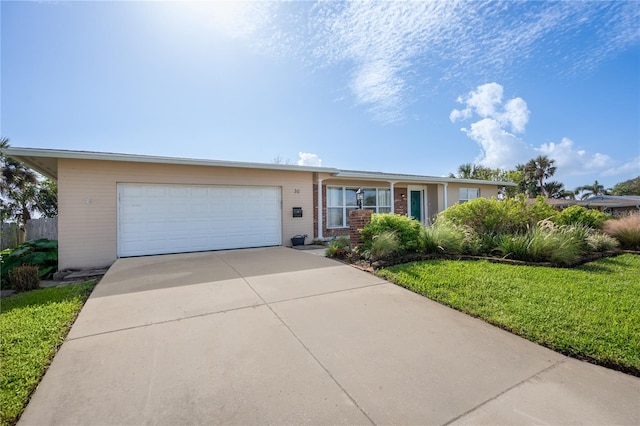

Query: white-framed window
left=327, top=186, right=392, bottom=228
left=459, top=188, right=479, bottom=203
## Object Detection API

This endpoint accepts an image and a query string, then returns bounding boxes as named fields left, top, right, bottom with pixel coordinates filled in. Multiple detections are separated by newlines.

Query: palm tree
left=523, top=155, right=557, bottom=197
left=574, top=180, right=611, bottom=200
left=454, top=163, right=474, bottom=179
left=543, top=181, right=574, bottom=199
left=1, top=138, right=40, bottom=242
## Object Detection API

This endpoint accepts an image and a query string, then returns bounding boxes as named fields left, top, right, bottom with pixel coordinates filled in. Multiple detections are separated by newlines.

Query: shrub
left=439, top=196, right=557, bottom=236
left=9, top=265, right=40, bottom=292
left=360, top=214, right=422, bottom=254
left=1, top=239, right=58, bottom=287
left=325, top=236, right=351, bottom=258
left=555, top=205, right=610, bottom=229
left=368, top=231, right=400, bottom=261
left=528, top=196, right=560, bottom=224
left=603, top=215, right=640, bottom=250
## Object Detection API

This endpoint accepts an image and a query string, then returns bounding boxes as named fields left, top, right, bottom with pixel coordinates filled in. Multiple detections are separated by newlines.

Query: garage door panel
left=118, top=184, right=282, bottom=257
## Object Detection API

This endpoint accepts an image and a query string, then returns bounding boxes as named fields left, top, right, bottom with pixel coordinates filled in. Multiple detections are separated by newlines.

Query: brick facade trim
left=348, top=209, right=373, bottom=249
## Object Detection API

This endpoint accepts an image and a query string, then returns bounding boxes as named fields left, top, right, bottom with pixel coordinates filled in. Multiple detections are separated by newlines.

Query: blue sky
left=2, top=1, right=639, bottom=190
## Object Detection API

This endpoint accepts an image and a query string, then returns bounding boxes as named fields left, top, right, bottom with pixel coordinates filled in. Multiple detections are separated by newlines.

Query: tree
left=515, top=163, right=541, bottom=197
left=544, top=181, right=574, bottom=199
left=448, top=163, right=511, bottom=182
left=1, top=138, right=57, bottom=242
left=521, top=155, right=557, bottom=197
left=610, top=176, right=640, bottom=196
left=35, top=179, right=58, bottom=217
left=272, top=155, right=296, bottom=165
left=574, top=180, right=610, bottom=200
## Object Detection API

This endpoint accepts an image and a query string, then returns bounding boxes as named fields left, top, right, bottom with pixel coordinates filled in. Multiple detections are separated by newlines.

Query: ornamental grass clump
left=586, top=232, right=619, bottom=252
left=603, top=215, right=640, bottom=250
left=368, top=231, right=400, bottom=261
left=497, top=220, right=583, bottom=266
left=422, top=219, right=481, bottom=255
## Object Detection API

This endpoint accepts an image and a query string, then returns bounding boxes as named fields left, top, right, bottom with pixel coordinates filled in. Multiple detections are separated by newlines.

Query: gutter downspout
left=317, top=177, right=324, bottom=240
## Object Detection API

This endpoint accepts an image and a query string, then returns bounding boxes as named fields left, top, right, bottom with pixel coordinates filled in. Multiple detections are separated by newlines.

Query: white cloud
left=450, top=83, right=530, bottom=134
left=465, top=82, right=504, bottom=118
left=297, top=152, right=322, bottom=167
left=602, top=157, right=640, bottom=177
left=462, top=118, right=532, bottom=170
left=451, top=83, right=532, bottom=169
left=300, top=1, right=639, bottom=122
left=185, top=1, right=638, bottom=123
left=452, top=83, right=629, bottom=181
left=536, top=138, right=615, bottom=175
left=503, top=98, right=530, bottom=134
left=536, top=138, right=616, bottom=176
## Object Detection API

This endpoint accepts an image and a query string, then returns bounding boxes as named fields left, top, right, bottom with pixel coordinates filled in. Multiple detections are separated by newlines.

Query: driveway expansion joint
left=442, top=359, right=568, bottom=425
left=267, top=280, right=389, bottom=305
left=66, top=302, right=267, bottom=341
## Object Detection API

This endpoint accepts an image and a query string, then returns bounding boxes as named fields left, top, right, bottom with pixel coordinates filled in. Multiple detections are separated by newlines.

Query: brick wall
left=394, top=187, right=407, bottom=215
left=349, top=209, right=372, bottom=249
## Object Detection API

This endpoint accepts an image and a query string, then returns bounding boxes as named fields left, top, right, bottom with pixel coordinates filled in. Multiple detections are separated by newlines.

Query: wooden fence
left=1, top=223, right=20, bottom=250
left=1, top=217, right=58, bottom=250
left=26, top=217, right=58, bottom=241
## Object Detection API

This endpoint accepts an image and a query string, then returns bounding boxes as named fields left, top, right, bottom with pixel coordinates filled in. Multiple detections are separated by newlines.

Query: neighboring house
left=6, top=147, right=514, bottom=270
left=545, top=195, right=640, bottom=217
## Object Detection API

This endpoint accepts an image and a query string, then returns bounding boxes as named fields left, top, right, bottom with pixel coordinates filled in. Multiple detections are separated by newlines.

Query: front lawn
left=377, top=254, right=640, bottom=376
left=0, top=282, right=95, bottom=426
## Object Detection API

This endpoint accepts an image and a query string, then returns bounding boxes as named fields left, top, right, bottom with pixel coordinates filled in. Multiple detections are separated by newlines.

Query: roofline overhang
left=333, top=171, right=517, bottom=187
left=4, top=147, right=517, bottom=187
left=4, top=147, right=340, bottom=179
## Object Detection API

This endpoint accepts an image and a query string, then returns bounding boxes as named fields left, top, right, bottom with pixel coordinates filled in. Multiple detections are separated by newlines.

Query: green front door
left=410, top=190, right=422, bottom=221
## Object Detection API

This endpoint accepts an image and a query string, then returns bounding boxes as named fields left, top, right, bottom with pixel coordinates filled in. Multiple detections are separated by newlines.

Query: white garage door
left=117, top=183, right=282, bottom=257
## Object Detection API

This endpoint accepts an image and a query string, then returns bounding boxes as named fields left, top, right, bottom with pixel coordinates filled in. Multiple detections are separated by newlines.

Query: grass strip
left=0, top=282, right=95, bottom=426
left=378, top=254, right=640, bottom=376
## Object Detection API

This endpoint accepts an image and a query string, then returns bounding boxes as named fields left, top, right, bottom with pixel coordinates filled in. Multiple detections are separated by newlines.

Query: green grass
left=377, top=254, right=640, bottom=376
left=0, top=282, right=95, bottom=426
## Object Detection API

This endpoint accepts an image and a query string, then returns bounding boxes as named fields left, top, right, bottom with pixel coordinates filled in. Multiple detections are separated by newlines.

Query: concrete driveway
left=20, top=247, right=639, bottom=425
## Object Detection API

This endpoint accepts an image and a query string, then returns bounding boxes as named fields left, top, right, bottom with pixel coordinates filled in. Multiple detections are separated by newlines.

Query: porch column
left=443, top=183, right=448, bottom=210
left=317, top=178, right=324, bottom=239
left=389, top=181, right=395, bottom=213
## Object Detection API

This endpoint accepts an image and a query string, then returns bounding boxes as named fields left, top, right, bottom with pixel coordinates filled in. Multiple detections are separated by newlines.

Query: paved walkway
left=19, top=247, right=639, bottom=425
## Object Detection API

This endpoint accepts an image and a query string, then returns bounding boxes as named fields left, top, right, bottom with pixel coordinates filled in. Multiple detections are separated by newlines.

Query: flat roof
left=4, top=147, right=515, bottom=186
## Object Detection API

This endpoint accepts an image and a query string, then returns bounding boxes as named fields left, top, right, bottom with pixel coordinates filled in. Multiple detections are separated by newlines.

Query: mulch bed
left=334, top=250, right=639, bottom=271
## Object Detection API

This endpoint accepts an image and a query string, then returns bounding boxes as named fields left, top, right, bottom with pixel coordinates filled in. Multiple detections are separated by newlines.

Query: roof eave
left=4, top=147, right=340, bottom=176
left=333, top=171, right=516, bottom=187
